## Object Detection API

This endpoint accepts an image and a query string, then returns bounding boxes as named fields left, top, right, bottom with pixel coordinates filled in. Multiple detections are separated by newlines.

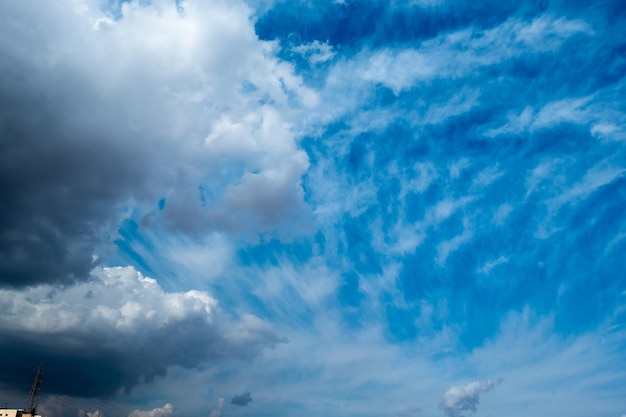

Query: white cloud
left=591, top=122, right=626, bottom=140
left=448, top=158, right=471, bottom=180
left=409, top=162, right=440, bottom=194
left=532, top=96, right=595, bottom=128
left=209, top=398, right=224, bottom=417
left=0, top=266, right=217, bottom=334
left=356, top=48, right=437, bottom=94
left=478, top=256, right=509, bottom=275
left=165, top=233, right=235, bottom=285
left=524, top=159, right=565, bottom=200
left=484, top=106, right=535, bottom=137
left=548, top=163, right=625, bottom=209
left=128, top=404, right=175, bottom=417
left=514, top=15, right=593, bottom=46
left=439, top=380, right=497, bottom=417
left=427, top=197, right=475, bottom=225
left=469, top=309, right=626, bottom=417
left=436, top=222, right=474, bottom=266
left=242, top=260, right=338, bottom=326
left=528, top=159, right=625, bottom=239
left=605, top=230, right=626, bottom=254
left=486, top=91, right=626, bottom=141
left=471, top=165, right=504, bottom=190
left=424, top=88, right=481, bottom=125
left=492, top=203, right=513, bottom=226
left=330, top=15, right=591, bottom=95
left=292, top=40, right=336, bottom=64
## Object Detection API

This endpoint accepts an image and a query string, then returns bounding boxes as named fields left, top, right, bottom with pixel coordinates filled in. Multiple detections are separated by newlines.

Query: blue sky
left=0, top=1, right=625, bottom=416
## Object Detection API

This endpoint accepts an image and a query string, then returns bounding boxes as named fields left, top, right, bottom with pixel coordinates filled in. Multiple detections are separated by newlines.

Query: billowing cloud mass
left=0, top=266, right=281, bottom=397
left=439, top=380, right=497, bottom=417
left=230, top=391, right=252, bottom=406
left=0, top=0, right=312, bottom=288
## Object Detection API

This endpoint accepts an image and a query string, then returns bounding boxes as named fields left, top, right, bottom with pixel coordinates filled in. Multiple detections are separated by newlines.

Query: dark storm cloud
left=0, top=12, right=166, bottom=288
left=0, top=0, right=312, bottom=288
left=0, top=93, right=152, bottom=288
left=0, top=321, right=215, bottom=397
left=0, top=322, right=233, bottom=398
left=230, top=392, right=252, bottom=406
left=0, top=267, right=284, bottom=398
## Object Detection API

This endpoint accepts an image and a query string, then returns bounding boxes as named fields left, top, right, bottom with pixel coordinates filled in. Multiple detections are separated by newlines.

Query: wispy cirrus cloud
left=327, top=15, right=592, bottom=95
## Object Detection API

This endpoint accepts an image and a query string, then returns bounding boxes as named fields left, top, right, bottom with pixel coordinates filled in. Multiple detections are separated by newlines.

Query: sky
left=0, top=0, right=625, bottom=416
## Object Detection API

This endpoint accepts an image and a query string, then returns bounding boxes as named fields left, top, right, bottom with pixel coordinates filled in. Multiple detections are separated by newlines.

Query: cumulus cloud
left=439, top=380, right=497, bottom=417
left=0, top=0, right=314, bottom=288
left=0, top=266, right=283, bottom=397
left=230, top=391, right=253, bottom=406
left=128, top=403, right=175, bottom=417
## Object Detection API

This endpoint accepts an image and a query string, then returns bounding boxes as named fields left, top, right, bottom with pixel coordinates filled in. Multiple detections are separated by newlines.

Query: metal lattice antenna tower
left=25, top=362, right=44, bottom=416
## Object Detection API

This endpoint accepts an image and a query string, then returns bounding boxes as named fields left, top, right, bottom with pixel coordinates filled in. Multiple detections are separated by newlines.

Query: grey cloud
left=230, top=392, right=252, bottom=406
left=0, top=4, right=177, bottom=288
left=0, top=0, right=312, bottom=288
left=0, top=101, right=155, bottom=288
left=439, top=380, right=496, bottom=417
left=0, top=267, right=284, bottom=398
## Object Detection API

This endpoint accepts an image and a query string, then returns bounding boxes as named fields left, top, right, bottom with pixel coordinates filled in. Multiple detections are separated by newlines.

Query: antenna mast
left=25, top=362, right=44, bottom=416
